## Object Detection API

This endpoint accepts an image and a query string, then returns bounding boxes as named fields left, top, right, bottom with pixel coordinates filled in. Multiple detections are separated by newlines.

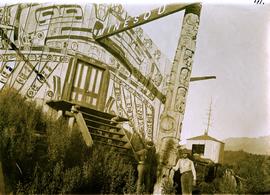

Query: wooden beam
left=91, top=133, right=128, bottom=143
left=0, top=161, right=5, bottom=194
left=84, top=118, right=121, bottom=129
left=94, top=140, right=130, bottom=149
left=94, top=3, right=196, bottom=40
left=190, top=76, right=216, bottom=82
left=88, top=126, right=125, bottom=137
left=74, top=111, right=93, bottom=147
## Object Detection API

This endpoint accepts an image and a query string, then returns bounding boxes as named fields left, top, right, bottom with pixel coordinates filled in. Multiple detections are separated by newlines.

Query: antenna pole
left=205, top=98, right=213, bottom=135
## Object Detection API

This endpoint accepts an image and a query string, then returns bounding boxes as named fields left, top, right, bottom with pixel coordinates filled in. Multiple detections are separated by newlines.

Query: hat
left=182, top=149, right=189, bottom=154
left=181, top=148, right=190, bottom=154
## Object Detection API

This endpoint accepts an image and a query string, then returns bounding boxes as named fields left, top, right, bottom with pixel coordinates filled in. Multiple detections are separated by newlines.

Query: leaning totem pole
left=154, top=4, right=202, bottom=194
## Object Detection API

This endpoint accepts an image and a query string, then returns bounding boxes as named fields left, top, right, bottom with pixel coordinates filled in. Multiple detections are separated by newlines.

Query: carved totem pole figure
left=154, top=4, right=202, bottom=194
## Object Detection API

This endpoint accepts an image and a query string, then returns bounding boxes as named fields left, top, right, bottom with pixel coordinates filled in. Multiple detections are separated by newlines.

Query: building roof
left=187, top=134, right=224, bottom=144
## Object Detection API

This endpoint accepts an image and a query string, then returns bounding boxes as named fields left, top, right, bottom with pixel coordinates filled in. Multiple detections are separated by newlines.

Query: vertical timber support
left=154, top=4, right=202, bottom=194
left=69, top=105, right=93, bottom=147
left=74, top=112, right=94, bottom=147
left=0, top=157, right=5, bottom=194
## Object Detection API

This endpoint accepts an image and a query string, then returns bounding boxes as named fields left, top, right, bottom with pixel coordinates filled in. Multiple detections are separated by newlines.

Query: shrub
left=161, top=177, right=176, bottom=195
left=0, top=88, right=137, bottom=194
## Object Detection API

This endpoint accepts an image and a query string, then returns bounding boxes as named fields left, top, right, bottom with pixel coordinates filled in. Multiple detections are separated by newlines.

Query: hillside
left=223, top=135, right=270, bottom=155
left=0, top=89, right=138, bottom=194
left=222, top=150, right=270, bottom=193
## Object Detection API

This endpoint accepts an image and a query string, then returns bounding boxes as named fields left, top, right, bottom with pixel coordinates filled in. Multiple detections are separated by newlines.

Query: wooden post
left=94, top=4, right=194, bottom=40
left=68, top=105, right=93, bottom=147
left=74, top=112, right=94, bottom=147
left=0, top=161, right=5, bottom=194
left=154, top=4, right=202, bottom=194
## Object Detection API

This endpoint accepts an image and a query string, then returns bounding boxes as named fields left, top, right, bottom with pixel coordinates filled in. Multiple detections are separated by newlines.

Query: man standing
left=173, top=149, right=196, bottom=195
left=136, top=140, right=156, bottom=193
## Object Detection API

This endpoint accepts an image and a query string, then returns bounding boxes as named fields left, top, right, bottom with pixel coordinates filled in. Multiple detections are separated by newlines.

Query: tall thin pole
left=154, top=4, right=202, bottom=194
left=205, top=98, right=213, bottom=135
left=0, top=157, right=5, bottom=194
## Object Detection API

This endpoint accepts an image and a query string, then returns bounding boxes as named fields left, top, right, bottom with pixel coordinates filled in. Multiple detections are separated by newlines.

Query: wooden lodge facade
left=0, top=3, right=174, bottom=152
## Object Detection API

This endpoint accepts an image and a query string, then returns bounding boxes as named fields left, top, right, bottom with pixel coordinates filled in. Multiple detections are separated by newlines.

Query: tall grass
left=0, top=88, right=137, bottom=194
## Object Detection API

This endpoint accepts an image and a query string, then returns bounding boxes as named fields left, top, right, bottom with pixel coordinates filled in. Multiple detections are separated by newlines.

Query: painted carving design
left=183, top=49, right=193, bottom=68
left=135, top=27, right=143, bottom=38
left=113, top=79, right=123, bottom=117
left=179, top=13, right=199, bottom=51
left=173, top=13, right=199, bottom=113
left=134, top=96, right=145, bottom=137
left=26, top=61, right=60, bottom=98
left=0, top=62, right=16, bottom=90
left=146, top=104, right=154, bottom=140
left=110, top=4, right=124, bottom=17
left=94, top=4, right=109, bottom=21
left=0, top=7, right=11, bottom=25
left=174, top=87, right=187, bottom=113
left=114, top=32, right=145, bottom=65
left=111, top=74, right=155, bottom=140
left=123, top=88, right=135, bottom=126
left=153, top=50, right=161, bottom=60
left=179, top=67, right=191, bottom=87
left=35, top=5, right=83, bottom=25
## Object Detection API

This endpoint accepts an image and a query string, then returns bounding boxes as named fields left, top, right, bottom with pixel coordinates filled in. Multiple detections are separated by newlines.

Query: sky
left=124, top=3, right=270, bottom=142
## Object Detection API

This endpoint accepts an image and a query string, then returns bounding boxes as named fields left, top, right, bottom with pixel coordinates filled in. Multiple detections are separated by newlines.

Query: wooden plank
left=62, top=58, right=74, bottom=100
left=81, top=111, right=117, bottom=122
left=97, top=67, right=110, bottom=111
left=84, top=118, right=122, bottom=129
left=94, top=3, right=194, bottom=40
left=94, top=140, right=130, bottom=149
left=46, top=100, right=128, bottom=122
left=88, top=125, right=125, bottom=137
left=91, top=133, right=127, bottom=143
left=0, top=161, right=5, bottom=194
left=190, top=76, right=216, bottom=82
left=74, top=112, right=93, bottom=147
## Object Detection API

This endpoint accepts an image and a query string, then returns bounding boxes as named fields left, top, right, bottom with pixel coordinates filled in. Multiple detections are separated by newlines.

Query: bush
left=161, top=177, right=176, bottom=195
left=197, top=151, right=270, bottom=194
left=224, top=150, right=268, bottom=193
left=0, top=88, right=137, bottom=194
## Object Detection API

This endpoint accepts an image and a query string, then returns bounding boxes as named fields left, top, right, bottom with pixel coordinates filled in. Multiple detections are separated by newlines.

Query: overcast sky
left=124, top=3, right=270, bottom=142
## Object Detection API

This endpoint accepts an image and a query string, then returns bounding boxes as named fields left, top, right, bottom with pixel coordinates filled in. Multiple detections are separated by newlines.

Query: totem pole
left=154, top=4, right=201, bottom=194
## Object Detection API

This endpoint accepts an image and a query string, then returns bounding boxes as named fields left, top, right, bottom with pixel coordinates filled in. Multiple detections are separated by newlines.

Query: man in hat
left=136, top=140, right=156, bottom=193
left=172, top=148, right=196, bottom=195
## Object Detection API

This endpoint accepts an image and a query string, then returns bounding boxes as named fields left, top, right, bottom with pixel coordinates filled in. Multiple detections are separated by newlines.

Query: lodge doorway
left=63, top=57, right=109, bottom=111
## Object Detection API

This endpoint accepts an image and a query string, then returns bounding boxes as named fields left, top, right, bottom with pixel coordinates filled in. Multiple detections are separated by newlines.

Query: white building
left=186, top=133, right=224, bottom=164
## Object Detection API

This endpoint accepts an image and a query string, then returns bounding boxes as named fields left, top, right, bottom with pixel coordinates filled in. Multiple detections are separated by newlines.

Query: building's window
left=192, top=144, right=205, bottom=155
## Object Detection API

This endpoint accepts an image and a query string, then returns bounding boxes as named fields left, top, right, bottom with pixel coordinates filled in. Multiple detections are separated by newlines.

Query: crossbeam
left=190, top=76, right=216, bottom=82
left=94, top=3, right=197, bottom=40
